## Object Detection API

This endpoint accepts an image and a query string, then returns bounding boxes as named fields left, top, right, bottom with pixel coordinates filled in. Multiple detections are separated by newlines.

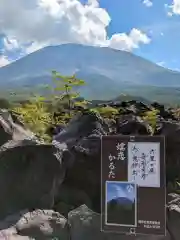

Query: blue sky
left=99, top=0, right=180, bottom=70
left=0, top=0, right=179, bottom=70
left=106, top=181, right=136, bottom=202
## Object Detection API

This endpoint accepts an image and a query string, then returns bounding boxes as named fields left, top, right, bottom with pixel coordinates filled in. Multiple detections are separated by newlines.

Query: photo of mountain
left=105, top=181, right=137, bottom=227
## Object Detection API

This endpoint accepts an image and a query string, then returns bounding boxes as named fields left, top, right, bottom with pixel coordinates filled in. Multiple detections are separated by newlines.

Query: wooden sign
left=101, top=135, right=166, bottom=236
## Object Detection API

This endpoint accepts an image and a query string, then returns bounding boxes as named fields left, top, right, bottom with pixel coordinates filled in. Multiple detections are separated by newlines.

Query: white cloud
left=25, top=42, right=46, bottom=54
left=167, top=11, right=173, bottom=17
left=0, top=0, right=151, bottom=56
left=156, top=61, right=165, bottom=67
left=166, top=0, right=180, bottom=15
left=3, top=37, right=20, bottom=51
left=108, top=28, right=151, bottom=51
left=143, top=0, right=153, bottom=7
left=171, top=0, right=180, bottom=14
left=0, top=55, right=10, bottom=67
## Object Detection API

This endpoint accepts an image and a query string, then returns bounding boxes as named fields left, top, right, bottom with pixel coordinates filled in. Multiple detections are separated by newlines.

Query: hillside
left=0, top=43, right=180, bottom=103
left=107, top=196, right=135, bottom=225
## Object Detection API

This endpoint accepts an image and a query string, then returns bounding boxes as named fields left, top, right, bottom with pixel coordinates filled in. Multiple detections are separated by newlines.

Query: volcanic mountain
left=0, top=43, right=180, bottom=103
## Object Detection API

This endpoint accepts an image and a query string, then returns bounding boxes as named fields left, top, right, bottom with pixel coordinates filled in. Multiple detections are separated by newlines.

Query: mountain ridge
left=108, top=196, right=134, bottom=205
left=1, top=43, right=178, bottom=75
left=1, top=43, right=180, bottom=102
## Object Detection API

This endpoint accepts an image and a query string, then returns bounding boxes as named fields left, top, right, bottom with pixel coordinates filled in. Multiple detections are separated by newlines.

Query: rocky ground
left=0, top=100, right=180, bottom=239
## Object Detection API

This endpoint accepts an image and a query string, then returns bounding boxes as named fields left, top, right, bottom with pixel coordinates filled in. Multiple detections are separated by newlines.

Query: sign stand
left=101, top=135, right=166, bottom=237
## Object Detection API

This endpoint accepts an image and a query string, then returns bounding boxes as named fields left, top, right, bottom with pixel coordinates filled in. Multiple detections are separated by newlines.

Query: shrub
left=142, top=108, right=159, bottom=135
left=90, top=106, right=119, bottom=119
left=11, top=95, right=52, bottom=142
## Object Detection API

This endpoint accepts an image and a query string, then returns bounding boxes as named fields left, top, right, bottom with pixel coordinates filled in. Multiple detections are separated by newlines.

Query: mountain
left=107, top=196, right=135, bottom=225
left=1, top=43, right=180, bottom=102
left=108, top=197, right=133, bottom=205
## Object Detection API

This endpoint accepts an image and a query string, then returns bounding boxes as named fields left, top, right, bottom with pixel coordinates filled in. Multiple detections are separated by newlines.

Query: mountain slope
left=0, top=43, right=180, bottom=101
left=108, top=197, right=134, bottom=205
left=107, top=196, right=135, bottom=225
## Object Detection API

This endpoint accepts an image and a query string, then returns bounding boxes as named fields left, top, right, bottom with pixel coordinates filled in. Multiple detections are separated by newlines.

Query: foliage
left=11, top=95, right=52, bottom=142
left=90, top=106, right=119, bottom=119
left=172, top=107, right=180, bottom=119
left=11, top=71, right=89, bottom=142
left=142, top=108, right=159, bottom=135
left=52, top=71, right=85, bottom=104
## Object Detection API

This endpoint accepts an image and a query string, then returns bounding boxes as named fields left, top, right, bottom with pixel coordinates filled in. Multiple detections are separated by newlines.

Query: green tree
left=49, top=70, right=89, bottom=120
left=11, top=71, right=89, bottom=142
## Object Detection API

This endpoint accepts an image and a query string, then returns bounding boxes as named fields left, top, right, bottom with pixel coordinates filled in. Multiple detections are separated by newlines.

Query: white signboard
left=127, top=142, right=160, bottom=188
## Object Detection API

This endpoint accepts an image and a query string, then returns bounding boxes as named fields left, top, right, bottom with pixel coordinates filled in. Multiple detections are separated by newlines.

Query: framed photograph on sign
left=105, top=181, right=137, bottom=227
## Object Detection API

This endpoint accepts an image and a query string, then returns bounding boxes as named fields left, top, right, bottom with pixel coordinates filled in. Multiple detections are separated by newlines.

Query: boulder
left=0, top=143, right=71, bottom=221
left=53, top=110, right=109, bottom=147
left=0, top=109, right=40, bottom=144
left=115, top=115, right=149, bottom=135
left=0, top=109, right=73, bottom=221
left=0, top=204, right=179, bottom=240
left=54, top=185, right=92, bottom=217
left=68, top=205, right=170, bottom=240
left=0, top=209, right=69, bottom=239
left=53, top=111, right=109, bottom=213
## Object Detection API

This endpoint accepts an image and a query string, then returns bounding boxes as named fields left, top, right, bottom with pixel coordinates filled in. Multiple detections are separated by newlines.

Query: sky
left=106, top=181, right=136, bottom=202
left=0, top=0, right=180, bottom=70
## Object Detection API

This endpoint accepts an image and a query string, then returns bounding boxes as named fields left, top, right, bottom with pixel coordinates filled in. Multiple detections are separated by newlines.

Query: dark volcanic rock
left=159, top=121, right=180, bottom=183
left=115, top=115, right=149, bottom=135
left=68, top=205, right=169, bottom=240
left=0, top=110, right=72, bottom=221
left=53, top=111, right=109, bottom=213
left=0, top=209, right=69, bottom=239
left=0, top=144, right=67, bottom=220
left=151, top=102, right=176, bottom=120
left=54, top=111, right=108, bottom=140
left=0, top=109, right=16, bottom=146
left=0, top=141, right=72, bottom=221
left=0, top=109, right=40, bottom=145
